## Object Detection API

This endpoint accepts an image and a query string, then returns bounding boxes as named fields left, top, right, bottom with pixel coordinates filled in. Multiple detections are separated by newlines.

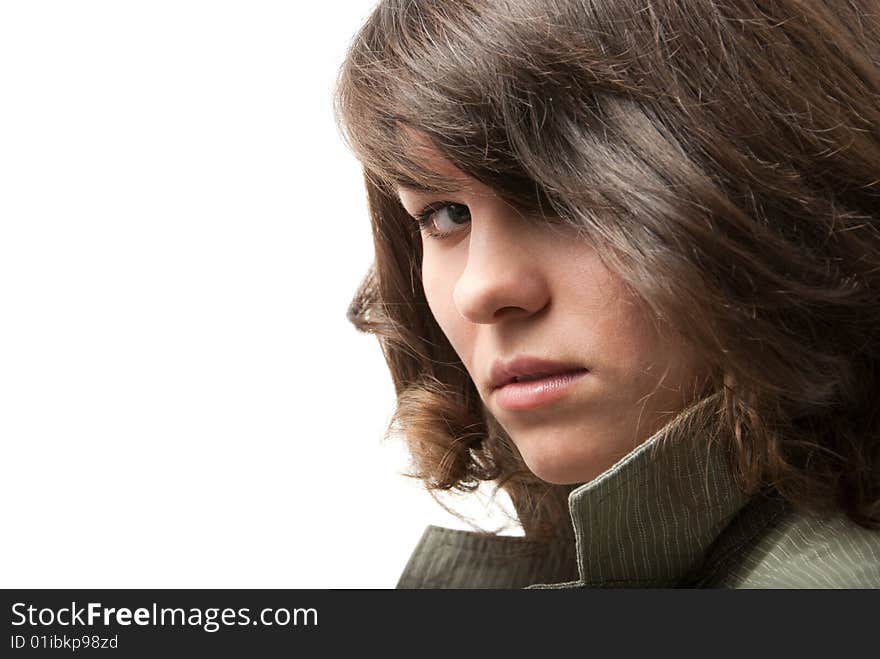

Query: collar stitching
left=689, top=497, right=789, bottom=587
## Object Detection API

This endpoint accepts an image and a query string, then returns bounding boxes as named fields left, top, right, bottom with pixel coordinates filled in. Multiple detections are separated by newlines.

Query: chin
left=520, top=448, right=611, bottom=486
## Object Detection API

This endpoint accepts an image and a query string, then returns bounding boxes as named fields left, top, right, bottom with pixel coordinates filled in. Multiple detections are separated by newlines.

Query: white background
left=0, top=1, right=519, bottom=588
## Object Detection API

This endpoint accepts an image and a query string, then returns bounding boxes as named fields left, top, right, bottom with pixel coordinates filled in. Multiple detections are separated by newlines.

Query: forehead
left=392, top=129, right=473, bottom=195
left=405, top=130, right=457, bottom=172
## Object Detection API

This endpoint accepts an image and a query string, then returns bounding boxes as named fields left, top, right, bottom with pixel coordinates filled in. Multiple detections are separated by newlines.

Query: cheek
left=582, top=273, right=701, bottom=396
left=603, top=301, right=660, bottom=366
left=613, top=307, right=706, bottom=402
left=421, top=250, right=474, bottom=364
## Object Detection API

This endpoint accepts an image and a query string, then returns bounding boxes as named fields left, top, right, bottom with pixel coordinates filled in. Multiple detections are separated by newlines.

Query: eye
left=413, top=202, right=471, bottom=239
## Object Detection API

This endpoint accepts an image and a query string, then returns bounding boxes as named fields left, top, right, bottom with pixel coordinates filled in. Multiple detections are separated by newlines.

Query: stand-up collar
left=396, top=392, right=754, bottom=589
left=563, top=392, right=751, bottom=587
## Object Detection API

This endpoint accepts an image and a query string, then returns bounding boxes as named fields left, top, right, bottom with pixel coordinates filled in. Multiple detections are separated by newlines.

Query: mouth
left=506, top=370, right=586, bottom=384
left=488, top=357, right=589, bottom=411
left=489, top=357, right=588, bottom=391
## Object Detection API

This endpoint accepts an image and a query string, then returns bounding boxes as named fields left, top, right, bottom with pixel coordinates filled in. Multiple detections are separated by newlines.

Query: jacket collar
left=565, top=392, right=751, bottom=587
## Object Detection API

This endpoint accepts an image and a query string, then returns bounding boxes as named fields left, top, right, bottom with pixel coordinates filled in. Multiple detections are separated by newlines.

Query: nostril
left=493, top=305, right=529, bottom=321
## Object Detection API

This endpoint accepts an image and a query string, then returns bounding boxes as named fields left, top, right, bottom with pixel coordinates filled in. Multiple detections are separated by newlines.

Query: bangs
left=335, top=0, right=878, bottom=284
left=332, top=0, right=615, bottom=216
left=333, top=0, right=693, bottom=233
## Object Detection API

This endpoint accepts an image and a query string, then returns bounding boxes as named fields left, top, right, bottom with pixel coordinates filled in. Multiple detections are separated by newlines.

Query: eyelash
left=412, top=201, right=471, bottom=240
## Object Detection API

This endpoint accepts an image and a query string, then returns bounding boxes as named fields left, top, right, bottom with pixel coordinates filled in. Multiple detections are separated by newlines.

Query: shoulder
left=396, top=525, right=579, bottom=589
left=714, top=502, right=880, bottom=588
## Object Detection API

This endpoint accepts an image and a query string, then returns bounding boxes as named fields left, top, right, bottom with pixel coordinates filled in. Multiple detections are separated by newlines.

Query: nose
left=452, top=209, right=551, bottom=324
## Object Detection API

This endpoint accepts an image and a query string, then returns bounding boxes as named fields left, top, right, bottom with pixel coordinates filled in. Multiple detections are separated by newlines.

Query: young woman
left=334, top=0, right=880, bottom=587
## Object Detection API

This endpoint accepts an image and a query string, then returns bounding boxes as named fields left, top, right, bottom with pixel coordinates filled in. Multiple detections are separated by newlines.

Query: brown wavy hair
left=334, top=0, right=880, bottom=542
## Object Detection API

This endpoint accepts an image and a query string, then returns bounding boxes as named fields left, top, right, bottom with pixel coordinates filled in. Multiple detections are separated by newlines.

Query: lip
left=488, top=356, right=588, bottom=411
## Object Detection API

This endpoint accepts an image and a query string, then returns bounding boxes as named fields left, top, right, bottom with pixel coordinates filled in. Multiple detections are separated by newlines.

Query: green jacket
left=396, top=396, right=880, bottom=588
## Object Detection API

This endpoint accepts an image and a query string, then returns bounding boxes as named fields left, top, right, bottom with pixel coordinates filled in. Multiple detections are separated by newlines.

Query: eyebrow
left=394, top=181, right=457, bottom=198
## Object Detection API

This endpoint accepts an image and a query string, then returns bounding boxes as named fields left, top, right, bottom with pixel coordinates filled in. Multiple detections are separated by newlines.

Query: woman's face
left=395, top=148, right=708, bottom=485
